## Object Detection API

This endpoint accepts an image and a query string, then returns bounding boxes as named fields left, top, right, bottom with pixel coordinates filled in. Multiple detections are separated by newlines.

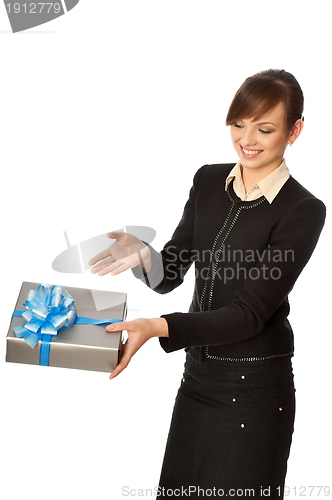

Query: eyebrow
left=237, top=119, right=278, bottom=127
left=253, top=121, right=277, bottom=127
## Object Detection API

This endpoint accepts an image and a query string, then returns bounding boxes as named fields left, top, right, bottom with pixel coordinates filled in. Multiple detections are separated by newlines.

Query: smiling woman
left=229, top=102, right=303, bottom=192
left=89, top=69, right=326, bottom=499
left=226, top=70, right=304, bottom=192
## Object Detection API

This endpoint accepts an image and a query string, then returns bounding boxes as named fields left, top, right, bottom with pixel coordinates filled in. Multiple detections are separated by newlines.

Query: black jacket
left=133, top=164, right=326, bottom=362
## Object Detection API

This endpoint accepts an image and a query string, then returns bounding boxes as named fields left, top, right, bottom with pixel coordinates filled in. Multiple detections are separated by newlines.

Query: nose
left=241, top=128, right=257, bottom=147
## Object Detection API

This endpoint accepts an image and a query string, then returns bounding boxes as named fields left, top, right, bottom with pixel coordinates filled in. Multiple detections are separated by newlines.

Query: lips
left=240, top=145, right=263, bottom=159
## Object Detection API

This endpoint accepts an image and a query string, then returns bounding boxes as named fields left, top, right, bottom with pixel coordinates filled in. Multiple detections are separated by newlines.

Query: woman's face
left=230, top=102, right=293, bottom=177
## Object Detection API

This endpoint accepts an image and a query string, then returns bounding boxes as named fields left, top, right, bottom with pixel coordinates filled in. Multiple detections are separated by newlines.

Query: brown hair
left=225, top=69, right=304, bottom=131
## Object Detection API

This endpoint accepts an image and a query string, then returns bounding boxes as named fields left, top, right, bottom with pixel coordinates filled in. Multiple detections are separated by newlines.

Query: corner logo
left=3, top=0, right=80, bottom=33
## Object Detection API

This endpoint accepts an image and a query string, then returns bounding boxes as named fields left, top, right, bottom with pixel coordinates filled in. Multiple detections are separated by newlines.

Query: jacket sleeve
left=131, top=165, right=207, bottom=291
left=159, top=195, right=326, bottom=352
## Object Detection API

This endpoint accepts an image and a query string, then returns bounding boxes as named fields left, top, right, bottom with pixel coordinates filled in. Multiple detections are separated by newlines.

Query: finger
left=109, top=341, right=133, bottom=379
left=106, top=321, right=129, bottom=332
left=97, top=258, right=134, bottom=277
left=89, top=252, right=108, bottom=267
left=94, top=256, right=115, bottom=270
left=109, top=254, right=140, bottom=275
left=109, top=355, right=130, bottom=379
left=91, top=256, right=115, bottom=275
left=89, top=248, right=112, bottom=266
left=91, top=264, right=109, bottom=276
left=97, top=264, right=118, bottom=277
left=110, top=262, right=131, bottom=276
left=94, top=261, right=120, bottom=276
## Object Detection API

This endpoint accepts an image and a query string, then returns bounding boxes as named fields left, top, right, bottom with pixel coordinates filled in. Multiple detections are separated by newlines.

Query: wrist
left=149, top=317, right=169, bottom=338
left=141, top=246, right=152, bottom=273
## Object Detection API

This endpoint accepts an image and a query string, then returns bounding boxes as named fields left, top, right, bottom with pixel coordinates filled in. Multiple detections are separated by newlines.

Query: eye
left=233, top=122, right=243, bottom=129
left=259, top=129, right=273, bottom=134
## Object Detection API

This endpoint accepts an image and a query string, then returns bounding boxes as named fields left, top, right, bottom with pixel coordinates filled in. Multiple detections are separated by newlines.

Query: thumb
left=109, top=351, right=131, bottom=379
left=106, top=321, right=129, bottom=332
left=107, top=231, right=123, bottom=240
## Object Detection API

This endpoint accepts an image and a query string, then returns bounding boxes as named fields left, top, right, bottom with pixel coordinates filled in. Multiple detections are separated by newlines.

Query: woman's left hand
left=107, top=317, right=169, bottom=379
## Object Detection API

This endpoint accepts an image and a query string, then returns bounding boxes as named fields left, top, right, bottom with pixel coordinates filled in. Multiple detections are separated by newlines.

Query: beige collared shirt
left=225, top=160, right=290, bottom=204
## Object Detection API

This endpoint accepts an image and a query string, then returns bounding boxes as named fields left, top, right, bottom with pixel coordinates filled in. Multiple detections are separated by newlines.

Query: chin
left=240, top=157, right=264, bottom=169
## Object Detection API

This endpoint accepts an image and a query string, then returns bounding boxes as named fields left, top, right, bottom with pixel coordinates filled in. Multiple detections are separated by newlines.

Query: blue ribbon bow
left=12, top=284, right=121, bottom=366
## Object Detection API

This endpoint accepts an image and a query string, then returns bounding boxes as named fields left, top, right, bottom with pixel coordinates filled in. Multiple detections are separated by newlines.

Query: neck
left=241, top=159, right=283, bottom=193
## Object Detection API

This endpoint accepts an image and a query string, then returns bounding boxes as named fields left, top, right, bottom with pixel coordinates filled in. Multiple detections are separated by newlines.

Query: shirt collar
left=225, top=160, right=290, bottom=204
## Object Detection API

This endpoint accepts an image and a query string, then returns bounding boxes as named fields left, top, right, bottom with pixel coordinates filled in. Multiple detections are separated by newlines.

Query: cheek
left=230, top=129, right=240, bottom=144
left=263, top=135, right=286, bottom=152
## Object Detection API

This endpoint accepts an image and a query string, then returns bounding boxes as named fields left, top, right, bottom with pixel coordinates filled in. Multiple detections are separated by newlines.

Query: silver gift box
left=6, top=282, right=127, bottom=373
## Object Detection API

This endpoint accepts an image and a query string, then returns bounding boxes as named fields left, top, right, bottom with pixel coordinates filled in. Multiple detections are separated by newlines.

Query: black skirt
left=157, top=348, right=295, bottom=499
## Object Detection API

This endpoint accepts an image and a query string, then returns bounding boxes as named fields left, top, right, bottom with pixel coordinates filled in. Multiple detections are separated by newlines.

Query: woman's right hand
left=89, top=231, right=151, bottom=277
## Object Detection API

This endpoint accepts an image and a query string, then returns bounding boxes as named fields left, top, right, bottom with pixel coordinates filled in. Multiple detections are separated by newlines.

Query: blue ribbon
left=12, top=284, right=122, bottom=366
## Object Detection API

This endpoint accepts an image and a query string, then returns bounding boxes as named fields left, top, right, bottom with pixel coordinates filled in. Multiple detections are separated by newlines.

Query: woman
left=89, top=69, right=326, bottom=498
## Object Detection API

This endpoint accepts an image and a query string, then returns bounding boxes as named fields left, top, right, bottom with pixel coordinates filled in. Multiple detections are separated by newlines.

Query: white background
left=0, top=1, right=330, bottom=499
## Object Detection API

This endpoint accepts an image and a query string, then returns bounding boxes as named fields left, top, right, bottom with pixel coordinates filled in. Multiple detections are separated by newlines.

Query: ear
left=288, top=119, right=304, bottom=146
